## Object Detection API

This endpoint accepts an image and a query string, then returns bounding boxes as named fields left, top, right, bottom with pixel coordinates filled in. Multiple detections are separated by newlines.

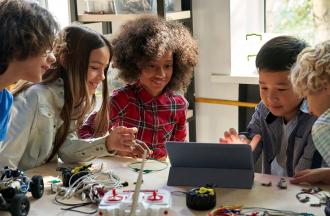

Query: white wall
left=192, top=0, right=263, bottom=142
left=192, top=0, right=237, bottom=142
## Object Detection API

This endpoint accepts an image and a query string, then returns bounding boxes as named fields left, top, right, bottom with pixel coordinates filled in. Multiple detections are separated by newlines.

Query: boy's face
left=305, top=83, right=330, bottom=117
left=259, top=70, right=302, bottom=121
left=140, top=51, right=173, bottom=97
left=86, top=46, right=110, bottom=95
left=7, top=49, right=55, bottom=83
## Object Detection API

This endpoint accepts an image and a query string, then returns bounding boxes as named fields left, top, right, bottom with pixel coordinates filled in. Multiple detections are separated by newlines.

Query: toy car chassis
left=0, top=166, right=44, bottom=216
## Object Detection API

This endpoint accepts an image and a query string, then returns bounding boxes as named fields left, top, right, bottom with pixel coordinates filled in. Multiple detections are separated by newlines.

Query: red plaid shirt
left=79, top=82, right=188, bottom=159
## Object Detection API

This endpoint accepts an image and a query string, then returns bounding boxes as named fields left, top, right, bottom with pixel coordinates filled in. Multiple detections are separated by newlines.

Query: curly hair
left=291, top=40, right=330, bottom=97
left=0, top=0, right=58, bottom=74
left=111, top=15, right=198, bottom=92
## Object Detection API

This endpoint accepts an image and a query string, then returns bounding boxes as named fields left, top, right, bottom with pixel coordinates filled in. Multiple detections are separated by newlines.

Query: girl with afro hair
left=80, top=15, right=198, bottom=160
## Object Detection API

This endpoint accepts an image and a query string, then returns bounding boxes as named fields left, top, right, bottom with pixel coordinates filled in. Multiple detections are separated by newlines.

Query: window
left=230, top=0, right=330, bottom=76
left=266, top=0, right=330, bottom=45
left=47, top=0, right=70, bottom=28
left=230, top=0, right=264, bottom=76
left=36, top=0, right=70, bottom=28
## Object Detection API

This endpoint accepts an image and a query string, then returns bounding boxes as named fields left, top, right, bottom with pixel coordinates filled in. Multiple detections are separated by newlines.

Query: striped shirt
left=79, top=82, right=188, bottom=159
left=312, top=108, right=330, bottom=165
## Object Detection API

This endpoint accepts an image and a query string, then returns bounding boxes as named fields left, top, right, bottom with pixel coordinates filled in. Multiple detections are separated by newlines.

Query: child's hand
left=218, top=128, right=261, bottom=151
left=135, top=139, right=152, bottom=157
left=115, top=143, right=153, bottom=159
left=290, top=168, right=330, bottom=184
left=105, top=127, right=151, bottom=158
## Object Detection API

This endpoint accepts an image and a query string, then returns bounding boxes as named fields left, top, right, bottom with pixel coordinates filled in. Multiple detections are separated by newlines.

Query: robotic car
left=0, top=166, right=44, bottom=216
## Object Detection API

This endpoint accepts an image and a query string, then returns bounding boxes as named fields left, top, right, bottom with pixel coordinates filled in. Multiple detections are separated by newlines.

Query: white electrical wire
left=59, top=170, right=121, bottom=201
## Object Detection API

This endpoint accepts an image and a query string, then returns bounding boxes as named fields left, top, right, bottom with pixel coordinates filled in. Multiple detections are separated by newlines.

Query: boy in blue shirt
left=0, top=0, right=58, bottom=141
left=220, top=36, right=321, bottom=177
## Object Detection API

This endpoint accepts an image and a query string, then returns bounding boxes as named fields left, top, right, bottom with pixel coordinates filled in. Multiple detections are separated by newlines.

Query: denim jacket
left=246, top=101, right=321, bottom=177
left=0, top=78, right=112, bottom=170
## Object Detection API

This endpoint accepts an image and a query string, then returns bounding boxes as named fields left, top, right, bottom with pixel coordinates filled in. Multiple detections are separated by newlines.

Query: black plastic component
left=62, top=170, right=90, bottom=187
left=58, top=165, right=92, bottom=187
left=121, top=181, right=129, bottom=187
left=186, top=187, right=216, bottom=211
left=61, top=169, right=72, bottom=187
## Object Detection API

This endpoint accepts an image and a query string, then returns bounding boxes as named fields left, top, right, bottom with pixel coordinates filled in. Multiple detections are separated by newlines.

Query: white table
left=1, top=156, right=328, bottom=216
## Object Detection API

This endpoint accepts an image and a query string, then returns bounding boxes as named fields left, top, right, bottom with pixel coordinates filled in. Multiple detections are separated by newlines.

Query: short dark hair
left=0, top=0, right=59, bottom=74
left=112, top=15, right=198, bottom=92
left=256, top=36, right=308, bottom=72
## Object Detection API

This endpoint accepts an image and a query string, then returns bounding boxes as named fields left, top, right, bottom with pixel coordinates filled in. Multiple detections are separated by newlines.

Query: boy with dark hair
left=0, top=0, right=58, bottom=141
left=220, top=36, right=321, bottom=177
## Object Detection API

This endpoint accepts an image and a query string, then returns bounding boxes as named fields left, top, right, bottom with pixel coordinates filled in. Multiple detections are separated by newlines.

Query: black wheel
left=30, top=176, right=44, bottom=199
left=0, top=187, right=16, bottom=199
left=9, top=194, right=30, bottom=216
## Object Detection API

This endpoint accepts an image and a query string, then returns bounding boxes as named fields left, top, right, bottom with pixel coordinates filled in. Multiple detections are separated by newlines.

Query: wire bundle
left=60, top=170, right=121, bottom=200
left=54, top=170, right=121, bottom=214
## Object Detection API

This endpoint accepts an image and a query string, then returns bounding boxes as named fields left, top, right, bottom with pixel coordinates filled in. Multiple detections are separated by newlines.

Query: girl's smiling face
left=140, top=51, right=173, bottom=97
left=86, top=46, right=110, bottom=95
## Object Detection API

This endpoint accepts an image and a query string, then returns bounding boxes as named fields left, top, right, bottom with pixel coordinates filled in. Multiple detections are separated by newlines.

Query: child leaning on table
left=79, top=15, right=198, bottom=160
left=219, top=36, right=322, bottom=177
left=0, top=25, right=150, bottom=171
left=290, top=40, right=330, bottom=184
